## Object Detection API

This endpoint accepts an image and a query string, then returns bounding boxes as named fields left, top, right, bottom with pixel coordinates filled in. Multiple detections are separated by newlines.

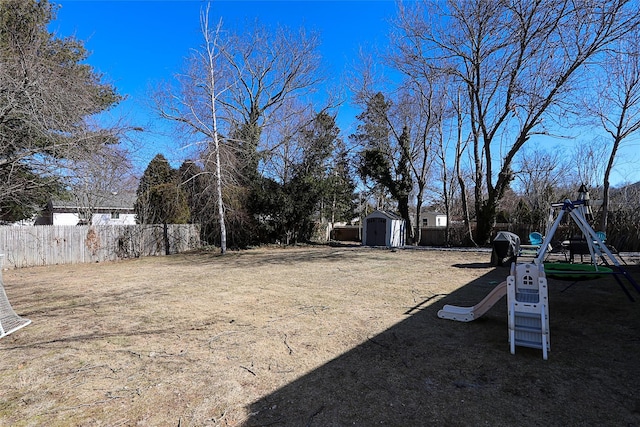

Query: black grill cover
left=490, top=231, right=521, bottom=266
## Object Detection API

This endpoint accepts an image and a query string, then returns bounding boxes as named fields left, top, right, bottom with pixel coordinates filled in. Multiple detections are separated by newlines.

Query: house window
left=422, top=218, right=429, bottom=226
left=77, top=210, right=90, bottom=225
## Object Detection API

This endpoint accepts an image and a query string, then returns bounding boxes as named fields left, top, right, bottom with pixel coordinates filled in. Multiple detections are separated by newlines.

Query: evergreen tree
left=0, top=0, right=121, bottom=221
left=354, top=93, right=413, bottom=237
left=284, top=112, right=340, bottom=242
left=178, top=159, right=227, bottom=245
left=250, top=112, right=347, bottom=244
left=135, top=154, right=189, bottom=225
left=178, top=160, right=205, bottom=225
left=323, top=140, right=357, bottom=225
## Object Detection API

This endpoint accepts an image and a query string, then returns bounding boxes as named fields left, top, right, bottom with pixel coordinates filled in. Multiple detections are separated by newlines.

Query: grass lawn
left=1, top=246, right=639, bottom=426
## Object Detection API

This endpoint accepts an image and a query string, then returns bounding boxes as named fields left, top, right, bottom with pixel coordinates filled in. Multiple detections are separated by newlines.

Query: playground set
left=438, top=191, right=640, bottom=360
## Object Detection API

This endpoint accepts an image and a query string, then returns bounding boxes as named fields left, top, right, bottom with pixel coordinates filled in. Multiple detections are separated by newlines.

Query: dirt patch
left=0, top=246, right=639, bottom=426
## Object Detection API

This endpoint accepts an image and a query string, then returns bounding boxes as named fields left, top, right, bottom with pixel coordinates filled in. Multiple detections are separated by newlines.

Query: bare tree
left=431, top=84, right=462, bottom=246
left=219, top=21, right=325, bottom=180
left=573, top=140, right=608, bottom=194
left=587, top=29, right=640, bottom=231
left=201, top=8, right=227, bottom=253
left=451, top=89, right=477, bottom=246
left=155, top=4, right=229, bottom=253
left=514, top=148, right=569, bottom=232
left=395, top=0, right=640, bottom=244
left=63, top=144, right=136, bottom=223
left=181, top=15, right=327, bottom=246
left=398, top=81, right=442, bottom=244
left=259, top=98, right=315, bottom=184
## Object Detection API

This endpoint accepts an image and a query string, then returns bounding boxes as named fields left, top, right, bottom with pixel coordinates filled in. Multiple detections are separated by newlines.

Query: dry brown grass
left=0, top=245, right=639, bottom=426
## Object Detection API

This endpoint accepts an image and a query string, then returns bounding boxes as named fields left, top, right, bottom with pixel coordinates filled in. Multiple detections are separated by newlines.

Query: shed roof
left=365, top=210, right=404, bottom=221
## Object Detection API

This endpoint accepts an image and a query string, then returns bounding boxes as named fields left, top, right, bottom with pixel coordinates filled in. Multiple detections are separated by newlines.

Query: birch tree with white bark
left=154, top=4, right=229, bottom=253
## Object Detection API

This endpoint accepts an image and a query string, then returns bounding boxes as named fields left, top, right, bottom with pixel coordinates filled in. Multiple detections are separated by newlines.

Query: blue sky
left=50, top=0, right=398, bottom=172
left=49, top=0, right=640, bottom=187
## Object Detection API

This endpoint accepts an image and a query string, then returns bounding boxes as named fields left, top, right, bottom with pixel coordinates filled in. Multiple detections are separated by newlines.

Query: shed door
left=366, top=217, right=387, bottom=246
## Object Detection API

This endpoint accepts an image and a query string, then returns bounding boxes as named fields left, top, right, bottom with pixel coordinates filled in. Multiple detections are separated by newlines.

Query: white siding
left=92, top=213, right=136, bottom=225
left=52, top=212, right=136, bottom=226
left=53, top=212, right=81, bottom=226
left=389, top=217, right=406, bottom=247
left=435, top=215, right=447, bottom=227
left=422, top=212, right=448, bottom=228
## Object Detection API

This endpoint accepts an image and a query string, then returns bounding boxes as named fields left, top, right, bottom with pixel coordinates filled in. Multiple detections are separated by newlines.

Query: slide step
left=507, top=263, right=550, bottom=359
left=514, top=313, right=543, bottom=330
left=514, top=325, right=543, bottom=333
left=515, top=291, right=539, bottom=303
left=514, top=312, right=541, bottom=319
left=514, top=339, right=544, bottom=350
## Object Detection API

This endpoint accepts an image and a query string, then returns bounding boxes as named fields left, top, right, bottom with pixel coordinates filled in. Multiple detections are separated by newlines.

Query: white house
left=362, top=210, right=406, bottom=247
left=421, top=211, right=448, bottom=227
left=408, top=207, right=448, bottom=228
left=36, top=192, right=137, bottom=226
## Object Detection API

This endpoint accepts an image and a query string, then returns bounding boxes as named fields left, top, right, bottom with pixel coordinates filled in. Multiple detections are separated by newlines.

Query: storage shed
left=362, top=210, right=406, bottom=247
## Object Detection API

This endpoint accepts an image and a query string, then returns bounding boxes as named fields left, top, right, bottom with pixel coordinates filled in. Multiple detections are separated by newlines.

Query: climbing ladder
left=507, top=262, right=550, bottom=360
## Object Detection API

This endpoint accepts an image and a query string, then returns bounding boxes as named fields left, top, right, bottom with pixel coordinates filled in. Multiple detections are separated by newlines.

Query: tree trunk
left=457, top=176, right=475, bottom=247
left=600, top=136, right=621, bottom=233
left=163, top=222, right=170, bottom=255
left=214, top=134, right=227, bottom=254
left=475, top=197, right=497, bottom=246
left=442, top=174, right=450, bottom=246
left=414, top=183, right=425, bottom=246
left=398, top=195, right=412, bottom=245
left=203, top=12, right=227, bottom=254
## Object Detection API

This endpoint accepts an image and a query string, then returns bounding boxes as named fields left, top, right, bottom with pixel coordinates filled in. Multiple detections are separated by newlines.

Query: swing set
left=537, top=197, right=640, bottom=301
left=439, top=188, right=640, bottom=359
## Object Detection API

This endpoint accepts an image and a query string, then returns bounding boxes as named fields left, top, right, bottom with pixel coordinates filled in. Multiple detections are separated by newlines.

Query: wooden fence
left=0, top=224, right=201, bottom=269
left=333, top=223, right=640, bottom=251
left=331, top=226, right=456, bottom=246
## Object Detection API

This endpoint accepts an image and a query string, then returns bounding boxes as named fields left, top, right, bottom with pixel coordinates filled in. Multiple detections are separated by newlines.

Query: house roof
left=416, top=207, right=446, bottom=215
left=50, top=191, right=136, bottom=211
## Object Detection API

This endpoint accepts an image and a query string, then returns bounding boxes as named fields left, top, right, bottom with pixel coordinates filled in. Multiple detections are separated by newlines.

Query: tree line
left=2, top=0, right=640, bottom=252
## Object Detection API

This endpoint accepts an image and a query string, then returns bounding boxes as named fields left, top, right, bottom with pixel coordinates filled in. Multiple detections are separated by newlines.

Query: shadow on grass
left=243, top=262, right=640, bottom=426
left=452, top=262, right=500, bottom=269
left=182, top=245, right=394, bottom=269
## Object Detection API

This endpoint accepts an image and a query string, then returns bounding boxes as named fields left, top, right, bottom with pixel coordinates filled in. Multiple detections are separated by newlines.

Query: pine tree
left=353, top=92, right=413, bottom=237
left=0, top=0, right=121, bottom=221
left=135, top=154, right=189, bottom=225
